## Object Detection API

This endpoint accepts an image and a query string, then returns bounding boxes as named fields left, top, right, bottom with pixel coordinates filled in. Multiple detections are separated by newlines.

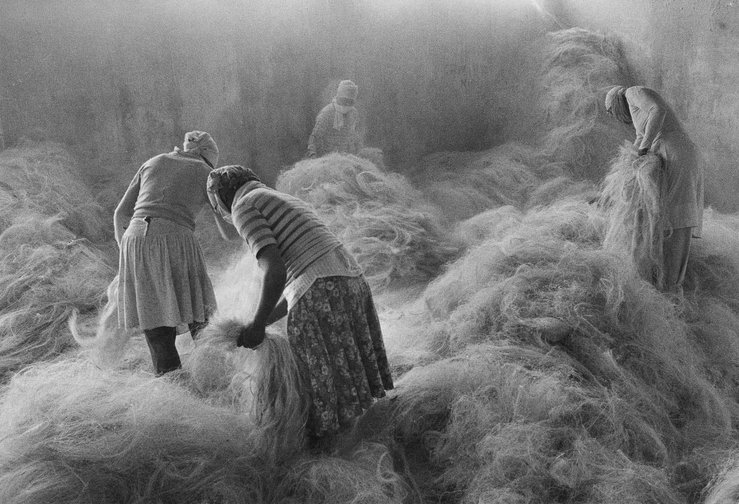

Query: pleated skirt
left=117, top=217, right=217, bottom=330
left=287, top=275, right=394, bottom=437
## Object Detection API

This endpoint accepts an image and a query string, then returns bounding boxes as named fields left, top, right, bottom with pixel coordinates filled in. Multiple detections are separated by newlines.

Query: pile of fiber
left=0, top=141, right=109, bottom=242
left=0, top=143, right=114, bottom=380
left=526, top=175, right=598, bottom=209
left=452, top=205, right=524, bottom=247
left=0, top=213, right=113, bottom=380
left=409, top=143, right=546, bottom=223
left=704, top=454, right=739, bottom=504
left=0, top=358, right=408, bottom=504
left=538, top=27, right=633, bottom=180
left=0, top=359, right=266, bottom=503
left=276, top=153, right=460, bottom=289
left=409, top=140, right=596, bottom=226
left=683, top=209, right=739, bottom=307
left=358, top=197, right=739, bottom=503
left=390, top=345, right=690, bottom=503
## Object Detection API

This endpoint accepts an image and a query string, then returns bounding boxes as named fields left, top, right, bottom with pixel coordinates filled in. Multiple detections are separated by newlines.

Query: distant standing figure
left=605, top=85, right=704, bottom=293
left=206, top=165, right=393, bottom=447
left=307, top=80, right=363, bottom=158
left=114, top=131, right=226, bottom=375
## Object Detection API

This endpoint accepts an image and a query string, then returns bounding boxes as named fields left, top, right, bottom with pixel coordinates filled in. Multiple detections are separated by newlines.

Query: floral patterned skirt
left=287, top=275, right=393, bottom=437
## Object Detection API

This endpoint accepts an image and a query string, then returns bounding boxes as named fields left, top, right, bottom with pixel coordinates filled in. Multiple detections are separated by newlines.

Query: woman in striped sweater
left=206, top=165, right=393, bottom=448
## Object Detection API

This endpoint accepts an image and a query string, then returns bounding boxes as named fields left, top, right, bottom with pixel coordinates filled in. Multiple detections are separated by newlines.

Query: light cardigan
left=625, top=86, right=704, bottom=234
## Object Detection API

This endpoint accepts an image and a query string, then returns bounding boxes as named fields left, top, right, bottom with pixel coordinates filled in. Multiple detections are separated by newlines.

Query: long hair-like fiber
left=600, top=144, right=665, bottom=288
left=69, top=275, right=138, bottom=368
left=252, top=332, right=309, bottom=459
left=190, top=317, right=308, bottom=461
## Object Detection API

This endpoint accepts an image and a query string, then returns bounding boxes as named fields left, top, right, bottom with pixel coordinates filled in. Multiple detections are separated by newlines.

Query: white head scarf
left=333, top=80, right=359, bottom=130
left=177, top=130, right=219, bottom=168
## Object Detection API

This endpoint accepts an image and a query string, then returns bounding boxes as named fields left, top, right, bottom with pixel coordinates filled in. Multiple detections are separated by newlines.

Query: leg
left=662, top=227, right=693, bottom=294
left=143, top=326, right=181, bottom=375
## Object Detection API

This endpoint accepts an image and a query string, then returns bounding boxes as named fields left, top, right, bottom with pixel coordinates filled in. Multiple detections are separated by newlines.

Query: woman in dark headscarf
left=206, top=165, right=393, bottom=450
left=114, top=131, right=227, bottom=375
left=605, top=85, right=704, bottom=293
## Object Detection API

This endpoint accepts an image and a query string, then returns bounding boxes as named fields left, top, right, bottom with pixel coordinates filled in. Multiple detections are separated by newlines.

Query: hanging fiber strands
left=69, top=275, right=139, bottom=369
left=189, top=317, right=307, bottom=462
left=600, top=144, right=665, bottom=288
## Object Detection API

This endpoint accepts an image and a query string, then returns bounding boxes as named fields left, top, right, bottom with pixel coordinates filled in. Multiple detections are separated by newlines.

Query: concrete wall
left=2, top=0, right=736, bottom=211
left=0, top=0, right=547, bottom=198
left=553, top=0, right=739, bottom=211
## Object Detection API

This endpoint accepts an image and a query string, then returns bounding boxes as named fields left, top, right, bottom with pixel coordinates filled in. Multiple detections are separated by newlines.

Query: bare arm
left=266, top=297, right=288, bottom=325
left=252, top=244, right=287, bottom=327
left=237, top=244, right=287, bottom=348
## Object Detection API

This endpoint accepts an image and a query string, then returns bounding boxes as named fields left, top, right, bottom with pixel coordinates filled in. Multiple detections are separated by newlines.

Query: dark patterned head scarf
left=605, top=86, right=632, bottom=124
left=206, top=165, right=261, bottom=222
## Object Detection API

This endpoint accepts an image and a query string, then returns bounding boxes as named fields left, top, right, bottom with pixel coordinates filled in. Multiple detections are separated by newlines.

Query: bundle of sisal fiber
left=188, top=316, right=308, bottom=462
left=600, top=144, right=665, bottom=288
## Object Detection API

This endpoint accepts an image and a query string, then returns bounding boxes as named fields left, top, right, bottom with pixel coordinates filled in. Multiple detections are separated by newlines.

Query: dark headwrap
left=605, top=86, right=632, bottom=124
left=206, top=165, right=261, bottom=220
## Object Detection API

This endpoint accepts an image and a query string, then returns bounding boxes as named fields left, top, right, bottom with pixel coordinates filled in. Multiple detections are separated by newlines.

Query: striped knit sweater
left=231, top=181, right=343, bottom=286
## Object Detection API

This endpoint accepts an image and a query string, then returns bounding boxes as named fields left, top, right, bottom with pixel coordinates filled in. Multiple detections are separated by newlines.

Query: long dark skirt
left=287, top=275, right=393, bottom=437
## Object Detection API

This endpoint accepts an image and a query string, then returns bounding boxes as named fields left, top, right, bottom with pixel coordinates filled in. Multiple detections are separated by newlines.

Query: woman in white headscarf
left=113, top=131, right=229, bottom=374
left=605, top=85, right=704, bottom=293
left=306, top=80, right=363, bottom=158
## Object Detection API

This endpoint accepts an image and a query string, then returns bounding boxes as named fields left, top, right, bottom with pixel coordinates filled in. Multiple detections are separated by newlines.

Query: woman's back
left=132, top=151, right=211, bottom=229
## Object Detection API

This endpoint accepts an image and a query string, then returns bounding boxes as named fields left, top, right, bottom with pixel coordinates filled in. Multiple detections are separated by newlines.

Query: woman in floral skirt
left=206, top=165, right=393, bottom=448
